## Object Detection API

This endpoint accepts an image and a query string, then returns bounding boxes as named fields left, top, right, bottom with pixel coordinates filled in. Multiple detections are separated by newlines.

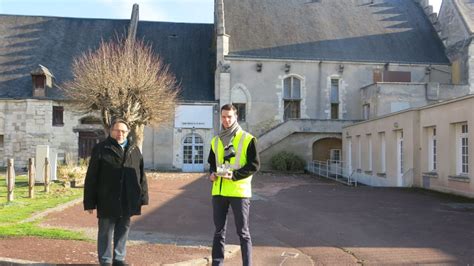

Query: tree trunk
left=131, top=124, right=145, bottom=151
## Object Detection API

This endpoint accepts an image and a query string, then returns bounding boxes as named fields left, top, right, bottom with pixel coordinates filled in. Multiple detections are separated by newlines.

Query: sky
left=0, top=0, right=215, bottom=23
left=0, top=0, right=443, bottom=24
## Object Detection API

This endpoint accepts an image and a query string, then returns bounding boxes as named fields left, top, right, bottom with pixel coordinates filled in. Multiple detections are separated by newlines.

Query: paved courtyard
left=1, top=172, right=473, bottom=265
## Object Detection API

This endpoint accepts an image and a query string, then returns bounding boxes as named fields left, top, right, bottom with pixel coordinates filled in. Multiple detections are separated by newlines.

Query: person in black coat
left=84, top=118, right=148, bottom=266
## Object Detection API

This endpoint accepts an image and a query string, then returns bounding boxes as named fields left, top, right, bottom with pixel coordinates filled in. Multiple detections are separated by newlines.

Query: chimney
left=215, top=0, right=225, bottom=36
left=128, top=3, right=139, bottom=41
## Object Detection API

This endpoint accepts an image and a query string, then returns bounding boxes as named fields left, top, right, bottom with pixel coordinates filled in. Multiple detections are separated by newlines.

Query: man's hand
left=209, top=172, right=217, bottom=182
left=86, top=210, right=94, bottom=214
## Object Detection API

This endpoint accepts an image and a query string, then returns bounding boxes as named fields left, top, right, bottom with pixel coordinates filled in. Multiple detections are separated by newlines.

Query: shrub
left=270, top=151, right=305, bottom=172
left=57, top=157, right=89, bottom=185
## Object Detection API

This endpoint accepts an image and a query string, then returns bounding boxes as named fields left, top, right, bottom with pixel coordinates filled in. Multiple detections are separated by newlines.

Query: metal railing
left=306, top=160, right=357, bottom=186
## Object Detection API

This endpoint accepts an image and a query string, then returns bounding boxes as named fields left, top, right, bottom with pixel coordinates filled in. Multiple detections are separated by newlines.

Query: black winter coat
left=83, top=137, right=149, bottom=218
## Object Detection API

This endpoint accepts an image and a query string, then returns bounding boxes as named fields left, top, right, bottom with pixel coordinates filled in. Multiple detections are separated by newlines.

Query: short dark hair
left=110, top=118, right=130, bottom=130
left=221, top=104, right=238, bottom=114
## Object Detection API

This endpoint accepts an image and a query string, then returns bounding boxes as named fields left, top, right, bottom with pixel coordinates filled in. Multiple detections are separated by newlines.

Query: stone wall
left=222, top=59, right=451, bottom=137
left=260, top=132, right=342, bottom=171
left=0, top=99, right=87, bottom=169
left=361, top=82, right=471, bottom=118
left=437, top=0, right=473, bottom=84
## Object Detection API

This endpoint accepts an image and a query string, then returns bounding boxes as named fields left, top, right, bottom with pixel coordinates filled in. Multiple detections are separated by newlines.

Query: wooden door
left=79, top=131, right=104, bottom=159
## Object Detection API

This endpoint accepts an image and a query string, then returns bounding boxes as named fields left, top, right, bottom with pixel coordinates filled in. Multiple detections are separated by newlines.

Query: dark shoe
left=113, top=260, right=128, bottom=266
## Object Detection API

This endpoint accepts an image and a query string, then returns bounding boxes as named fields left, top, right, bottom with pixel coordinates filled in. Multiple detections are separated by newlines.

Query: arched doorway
left=182, top=133, right=204, bottom=172
left=312, top=138, right=342, bottom=163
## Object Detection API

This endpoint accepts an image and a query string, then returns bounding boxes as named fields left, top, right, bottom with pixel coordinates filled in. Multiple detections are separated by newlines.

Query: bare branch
left=63, top=36, right=179, bottom=148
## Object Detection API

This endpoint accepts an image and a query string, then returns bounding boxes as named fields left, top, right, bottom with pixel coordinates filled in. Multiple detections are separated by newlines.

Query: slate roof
left=137, top=21, right=215, bottom=101
left=453, top=0, right=474, bottom=35
left=223, top=0, right=449, bottom=64
left=0, top=14, right=215, bottom=101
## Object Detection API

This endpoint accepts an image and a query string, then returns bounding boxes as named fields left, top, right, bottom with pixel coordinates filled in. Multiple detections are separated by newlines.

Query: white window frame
left=357, top=135, right=361, bottom=170
left=283, top=76, right=302, bottom=120
left=456, top=123, right=468, bottom=175
left=397, top=130, right=404, bottom=177
left=367, top=134, right=372, bottom=171
left=394, top=130, right=404, bottom=186
left=428, top=127, right=437, bottom=172
left=380, top=132, right=386, bottom=173
left=330, top=149, right=341, bottom=164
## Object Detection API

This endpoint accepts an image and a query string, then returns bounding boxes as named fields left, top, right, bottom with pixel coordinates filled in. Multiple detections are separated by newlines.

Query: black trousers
left=212, top=196, right=252, bottom=266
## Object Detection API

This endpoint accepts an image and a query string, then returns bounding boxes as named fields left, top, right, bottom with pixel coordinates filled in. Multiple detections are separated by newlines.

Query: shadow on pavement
left=130, top=172, right=474, bottom=265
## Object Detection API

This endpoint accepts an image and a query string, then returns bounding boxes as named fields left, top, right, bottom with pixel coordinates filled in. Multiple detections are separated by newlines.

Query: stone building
left=343, top=94, right=474, bottom=198
left=0, top=7, right=215, bottom=170
left=438, top=0, right=474, bottom=85
left=342, top=0, right=474, bottom=197
left=1, top=0, right=472, bottom=176
left=214, top=0, right=452, bottom=169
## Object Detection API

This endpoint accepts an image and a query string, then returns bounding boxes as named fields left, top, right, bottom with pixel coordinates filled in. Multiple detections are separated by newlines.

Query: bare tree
left=64, top=37, right=179, bottom=149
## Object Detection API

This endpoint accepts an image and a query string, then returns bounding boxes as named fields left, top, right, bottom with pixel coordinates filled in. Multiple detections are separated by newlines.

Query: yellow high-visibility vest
left=211, top=129, right=254, bottom=197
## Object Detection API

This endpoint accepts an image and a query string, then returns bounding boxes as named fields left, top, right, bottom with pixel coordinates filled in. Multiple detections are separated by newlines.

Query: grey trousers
left=212, top=196, right=252, bottom=266
left=97, top=216, right=131, bottom=264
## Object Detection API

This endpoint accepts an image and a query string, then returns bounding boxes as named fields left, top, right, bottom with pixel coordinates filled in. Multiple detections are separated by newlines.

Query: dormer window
left=32, top=74, right=46, bottom=97
left=34, top=75, right=45, bottom=89
left=31, top=64, right=53, bottom=97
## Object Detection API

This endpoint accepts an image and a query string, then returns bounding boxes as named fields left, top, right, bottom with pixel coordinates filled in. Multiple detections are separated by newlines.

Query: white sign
left=175, top=105, right=213, bottom=129
left=35, top=145, right=49, bottom=183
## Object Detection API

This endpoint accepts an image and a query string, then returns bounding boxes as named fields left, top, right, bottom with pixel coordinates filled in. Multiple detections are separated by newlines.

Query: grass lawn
left=0, top=175, right=87, bottom=240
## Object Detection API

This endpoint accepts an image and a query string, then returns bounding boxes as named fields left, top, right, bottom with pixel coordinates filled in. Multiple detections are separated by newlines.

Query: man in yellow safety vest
left=208, top=103, right=260, bottom=266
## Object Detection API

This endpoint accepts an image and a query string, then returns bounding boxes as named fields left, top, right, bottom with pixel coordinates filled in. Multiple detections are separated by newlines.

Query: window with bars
left=53, top=106, right=64, bottom=126
left=398, top=131, right=404, bottom=175
left=428, top=127, right=437, bottom=172
left=283, top=76, right=301, bottom=120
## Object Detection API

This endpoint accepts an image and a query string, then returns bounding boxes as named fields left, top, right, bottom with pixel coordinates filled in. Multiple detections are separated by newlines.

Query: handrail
left=306, top=160, right=357, bottom=186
